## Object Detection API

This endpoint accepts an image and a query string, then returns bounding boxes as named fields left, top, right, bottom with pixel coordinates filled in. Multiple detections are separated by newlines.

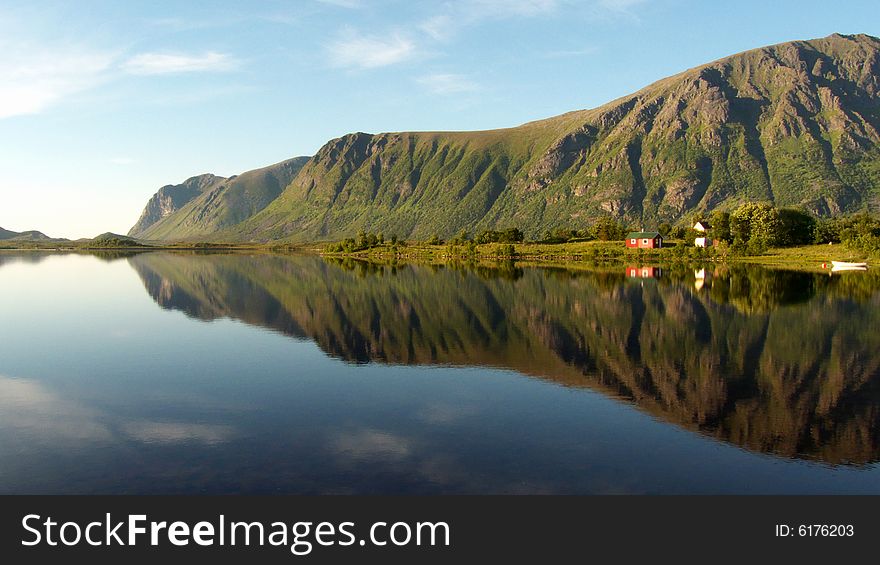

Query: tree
left=474, top=228, right=524, bottom=244
left=594, top=217, right=625, bottom=241
left=709, top=210, right=732, bottom=243
left=732, top=202, right=782, bottom=251
left=658, top=222, right=672, bottom=237
left=668, top=225, right=687, bottom=239
left=777, top=208, right=816, bottom=246
left=839, top=214, right=880, bottom=255
left=813, top=219, right=840, bottom=244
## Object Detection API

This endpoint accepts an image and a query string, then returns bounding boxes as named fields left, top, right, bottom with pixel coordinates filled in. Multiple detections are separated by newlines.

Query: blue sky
left=1, top=0, right=878, bottom=238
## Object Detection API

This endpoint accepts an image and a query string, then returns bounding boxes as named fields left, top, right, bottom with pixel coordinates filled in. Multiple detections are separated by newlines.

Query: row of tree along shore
left=322, top=204, right=880, bottom=261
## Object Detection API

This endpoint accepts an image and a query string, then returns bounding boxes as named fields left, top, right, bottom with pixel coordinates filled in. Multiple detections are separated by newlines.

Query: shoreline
left=1, top=240, right=871, bottom=272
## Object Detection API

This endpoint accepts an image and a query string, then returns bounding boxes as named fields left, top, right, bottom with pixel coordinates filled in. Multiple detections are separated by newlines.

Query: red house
left=625, top=231, right=663, bottom=249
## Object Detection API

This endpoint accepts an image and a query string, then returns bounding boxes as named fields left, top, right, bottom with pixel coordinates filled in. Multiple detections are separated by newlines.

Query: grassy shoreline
left=320, top=240, right=872, bottom=270
left=1, top=239, right=872, bottom=271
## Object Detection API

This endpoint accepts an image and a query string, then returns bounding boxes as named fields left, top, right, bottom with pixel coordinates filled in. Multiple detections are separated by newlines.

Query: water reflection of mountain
left=129, top=252, right=880, bottom=466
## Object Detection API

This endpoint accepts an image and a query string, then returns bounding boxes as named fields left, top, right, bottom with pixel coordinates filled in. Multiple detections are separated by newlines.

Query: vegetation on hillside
left=128, top=34, right=880, bottom=244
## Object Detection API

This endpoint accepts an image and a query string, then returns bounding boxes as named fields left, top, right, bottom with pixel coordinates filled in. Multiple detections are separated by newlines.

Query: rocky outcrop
left=129, top=157, right=309, bottom=241
left=128, top=174, right=224, bottom=237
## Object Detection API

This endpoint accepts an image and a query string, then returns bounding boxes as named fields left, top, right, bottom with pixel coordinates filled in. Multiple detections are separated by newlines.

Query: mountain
left=0, top=227, right=56, bottom=241
left=132, top=33, right=880, bottom=242
left=129, top=158, right=309, bottom=240
left=128, top=173, right=224, bottom=237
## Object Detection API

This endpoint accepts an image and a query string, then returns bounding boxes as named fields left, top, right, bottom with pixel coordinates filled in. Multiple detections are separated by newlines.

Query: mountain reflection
left=129, top=252, right=880, bottom=465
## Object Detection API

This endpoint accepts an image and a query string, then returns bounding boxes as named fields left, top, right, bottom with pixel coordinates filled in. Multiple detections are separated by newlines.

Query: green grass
left=737, top=243, right=871, bottom=270
left=318, top=239, right=878, bottom=273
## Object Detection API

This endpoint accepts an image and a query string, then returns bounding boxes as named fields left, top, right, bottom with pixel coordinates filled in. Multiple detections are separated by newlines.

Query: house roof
left=626, top=231, right=661, bottom=239
left=694, top=221, right=711, bottom=228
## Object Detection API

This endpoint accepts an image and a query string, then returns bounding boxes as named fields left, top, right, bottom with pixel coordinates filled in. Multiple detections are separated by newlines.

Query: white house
left=693, top=221, right=712, bottom=247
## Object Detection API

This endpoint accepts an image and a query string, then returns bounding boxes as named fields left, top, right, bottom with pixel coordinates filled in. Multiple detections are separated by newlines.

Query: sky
left=1, top=0, right=878, bottom=239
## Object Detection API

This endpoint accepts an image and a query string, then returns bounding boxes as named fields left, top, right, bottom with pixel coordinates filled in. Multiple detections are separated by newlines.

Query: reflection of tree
left=129, top=253, right=880, bottom=465
left=706, top=265, right=815, bottom=313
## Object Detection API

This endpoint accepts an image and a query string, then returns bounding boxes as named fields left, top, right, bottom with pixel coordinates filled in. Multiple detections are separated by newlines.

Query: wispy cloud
left=419, top=15, right=453, bottom=41
left=122, top=51, right=239, bottom=75
left=316, top=0, right=362, bottom=7
left=0, top=45, right=114, bottom=119
left=593, top=0, right=650, bottom=19
left=328, top=31, right=416, bottom=69
left=417, top=0, right=558, bottom=41
left=598, top=0, right=648, bottom=11
left=470, top=0, right=559, bottom=17
left=418, top=73, right=480, bottom=95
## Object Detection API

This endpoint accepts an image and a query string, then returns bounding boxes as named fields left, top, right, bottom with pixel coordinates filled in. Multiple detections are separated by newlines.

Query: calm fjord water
left=1, top=251, right=879, bottom=494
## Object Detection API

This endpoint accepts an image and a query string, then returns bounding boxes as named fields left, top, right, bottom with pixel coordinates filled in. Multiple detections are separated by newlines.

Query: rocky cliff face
left=129, top=158, right=309, bottom=241
left=128, top=174, right=224, bottom=237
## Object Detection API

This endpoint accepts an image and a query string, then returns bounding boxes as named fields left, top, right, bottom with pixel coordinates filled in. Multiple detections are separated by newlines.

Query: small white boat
left=831, top=260, right=868, bottom=269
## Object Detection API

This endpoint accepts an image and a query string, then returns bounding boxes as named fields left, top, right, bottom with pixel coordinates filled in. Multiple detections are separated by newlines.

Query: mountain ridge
left=0, top=227, right=58, bottom=241
left=131, top=33, right=880, bottom=242
left=129, top=158, right=310, bottom=240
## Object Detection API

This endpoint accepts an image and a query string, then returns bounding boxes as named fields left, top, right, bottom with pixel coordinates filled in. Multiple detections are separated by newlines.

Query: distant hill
left=0, top=227, right=57, bottom=241
left=131, top=33, right=880, bottom=242
left=129, top=157, right=309, bottom=240
left=87, top=232, right=146, bottom=247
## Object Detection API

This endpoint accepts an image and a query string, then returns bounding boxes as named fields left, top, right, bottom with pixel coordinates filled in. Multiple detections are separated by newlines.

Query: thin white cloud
left=419, top=15, right=453, bottom=41
left=122, top=51, right=238, bottom=75
left=418, top=73, right=480, bottom=95
left=0, top=45, right=114, bottom=119
left=594, top=0, right=649, bottom=19
left=470, top=0, right=558, bottom=16
left=328, top=31, right=416, bottom=69
left=417, top=0, right=558, bottom=41
left=316, top=0, right=362, bottom=7
left=598, top=0, right=647, bottom=10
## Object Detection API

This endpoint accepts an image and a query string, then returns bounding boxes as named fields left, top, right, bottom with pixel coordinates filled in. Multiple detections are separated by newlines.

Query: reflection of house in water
left=626, top=266, right=662, bottom=279
left=694, top=268, right=706, bottom=290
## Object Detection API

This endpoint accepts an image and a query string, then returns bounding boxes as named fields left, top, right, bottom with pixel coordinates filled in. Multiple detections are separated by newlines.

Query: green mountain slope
left=227, top=33, right=880, bottom=242
left=132, top=33, right=880, bottom=242
left=130, top=157, right=309, bottom=240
